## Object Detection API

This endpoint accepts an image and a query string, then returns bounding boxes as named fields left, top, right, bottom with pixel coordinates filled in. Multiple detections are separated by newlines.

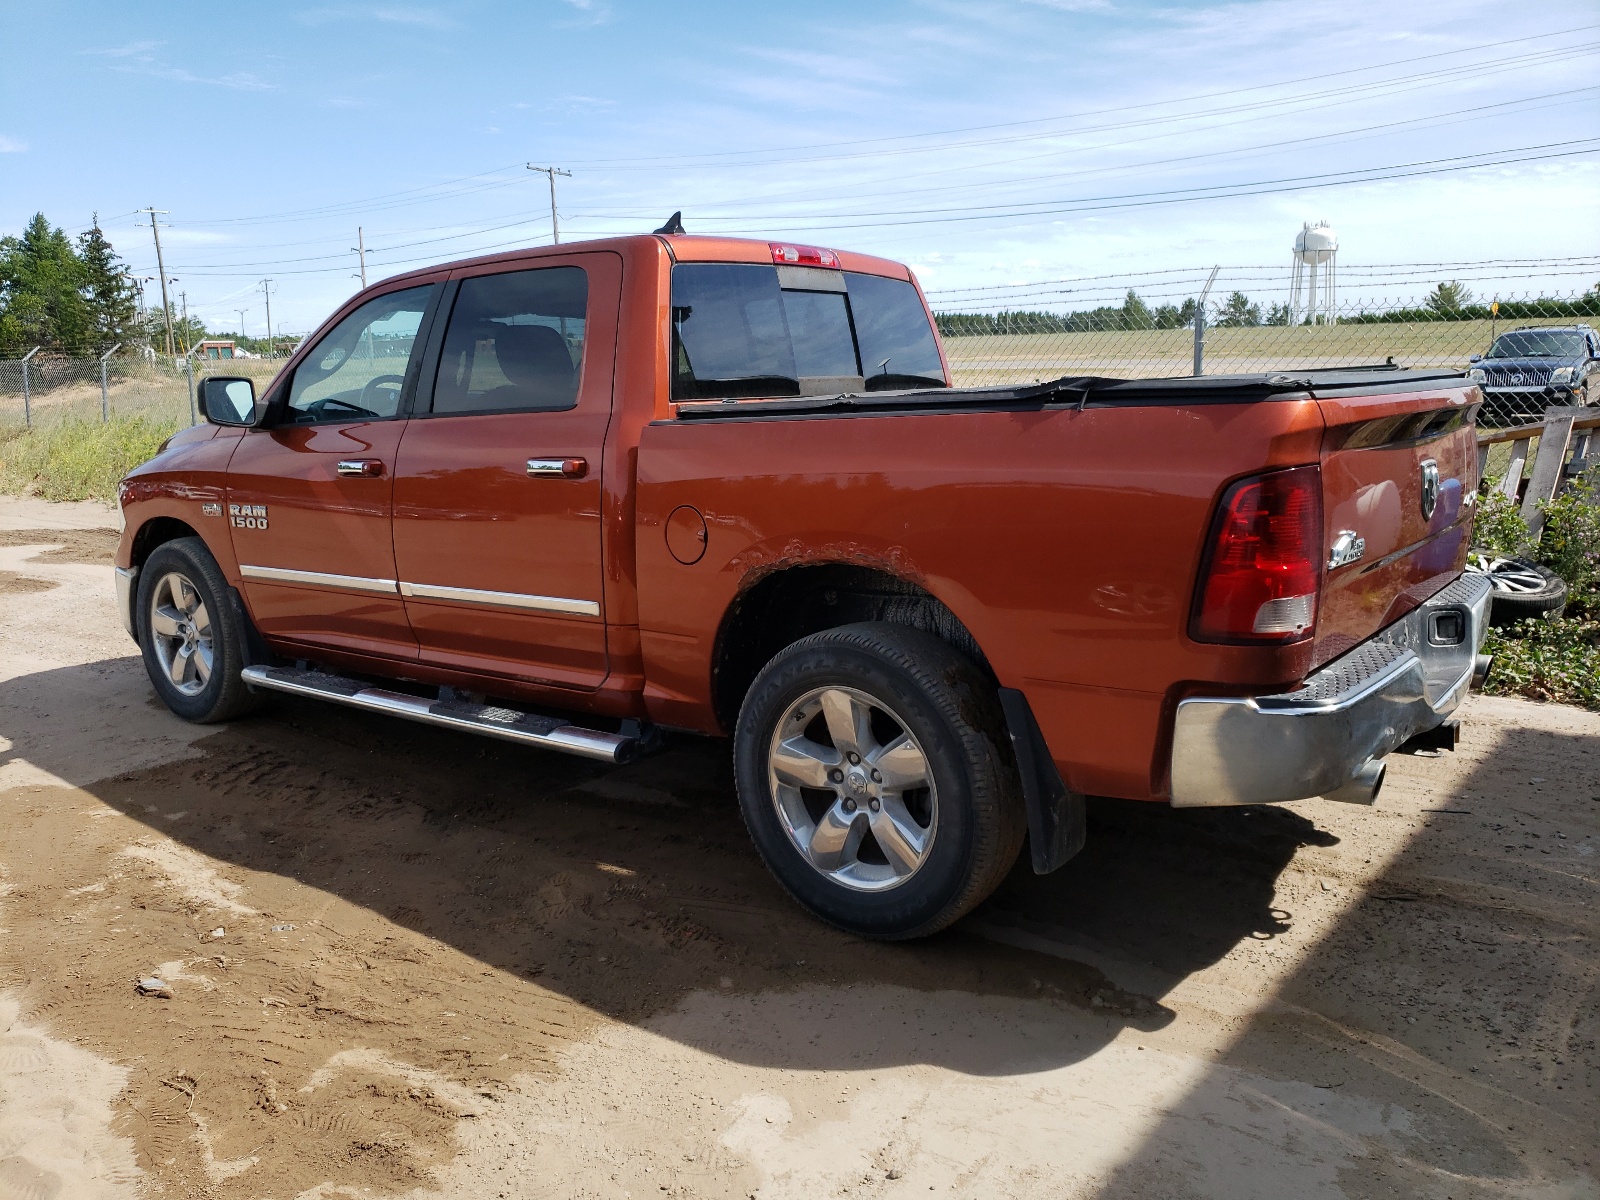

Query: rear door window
left=670, top=263, right=944, bottom=401
left=429, top=266, right=587, bottom=415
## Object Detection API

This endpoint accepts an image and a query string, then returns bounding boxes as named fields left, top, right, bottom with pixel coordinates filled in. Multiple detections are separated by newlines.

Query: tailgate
left=1313, top=384, right=1479, bottom=666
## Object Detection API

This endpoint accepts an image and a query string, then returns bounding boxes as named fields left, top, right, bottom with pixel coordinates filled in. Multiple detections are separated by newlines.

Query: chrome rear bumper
left=1170, top=571, right=1492, bottom=807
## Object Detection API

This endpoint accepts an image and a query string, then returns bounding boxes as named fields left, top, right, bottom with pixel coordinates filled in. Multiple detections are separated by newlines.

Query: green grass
left=0, top=413, right=181, bottom=502
left=1483, top=618, right=1600, bottom=710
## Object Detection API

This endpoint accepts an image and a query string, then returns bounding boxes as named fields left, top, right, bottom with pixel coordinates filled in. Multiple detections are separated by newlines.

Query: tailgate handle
left=527, top=457, right=588, bottom=479
left=336, top=459, right=384, bottom=477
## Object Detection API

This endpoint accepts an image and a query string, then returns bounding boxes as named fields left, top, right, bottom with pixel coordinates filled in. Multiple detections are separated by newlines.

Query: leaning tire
left=136, top=537, right=262, bottom=723
left=733, top=622, right=1026, bottom=940
left=1469, top=555, right=1568, bottom=627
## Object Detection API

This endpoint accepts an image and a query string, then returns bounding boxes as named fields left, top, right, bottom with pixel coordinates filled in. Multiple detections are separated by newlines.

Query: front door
left=228, top=282, right=439, bottom=661
left=391, top=254, right=620, bottom=691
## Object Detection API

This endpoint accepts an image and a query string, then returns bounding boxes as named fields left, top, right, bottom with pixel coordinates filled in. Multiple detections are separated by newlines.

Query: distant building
left=193, top=340, right=238, bottom=360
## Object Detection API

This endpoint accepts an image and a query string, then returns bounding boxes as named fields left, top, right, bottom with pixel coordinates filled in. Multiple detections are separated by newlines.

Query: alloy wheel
left=148, top=570, right=214, bottom=697
left=766, top=686, right=938, bottom=892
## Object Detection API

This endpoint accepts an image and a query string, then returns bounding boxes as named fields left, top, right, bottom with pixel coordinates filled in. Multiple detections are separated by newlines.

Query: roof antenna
left=653, top=211, right=685, bottom=235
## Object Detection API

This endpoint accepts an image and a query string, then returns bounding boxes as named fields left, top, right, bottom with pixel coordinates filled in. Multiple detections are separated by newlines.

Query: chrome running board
left=240, top=665, right=646, bottom=764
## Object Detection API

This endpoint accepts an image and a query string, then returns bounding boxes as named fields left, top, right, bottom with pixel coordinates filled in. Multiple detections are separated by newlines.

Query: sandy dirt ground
left=0, top=494, right=1595, bottom=1200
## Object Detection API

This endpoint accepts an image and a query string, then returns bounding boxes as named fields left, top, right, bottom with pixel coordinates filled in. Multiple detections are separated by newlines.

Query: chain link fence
left=5, top=282, right=1595, bottom=433
left=934, top=287, right=1598, bottom=428
left=0, top=354, right=287, bottom=432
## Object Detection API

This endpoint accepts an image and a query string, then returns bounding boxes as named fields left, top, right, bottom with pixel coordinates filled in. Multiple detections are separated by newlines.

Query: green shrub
left=1472, top=485, right=1533, bottom=559
left=1483, top=617, right=1600, bottom=709
left=0, top=414, right=180, bottom=502
left=1532, top=475, right=1600, bottom=603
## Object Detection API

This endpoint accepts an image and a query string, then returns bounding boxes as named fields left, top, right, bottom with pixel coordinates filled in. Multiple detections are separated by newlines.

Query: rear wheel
left=733, top=623, right=1025, bottom=939
left=137, top=537, right=261, bottom=723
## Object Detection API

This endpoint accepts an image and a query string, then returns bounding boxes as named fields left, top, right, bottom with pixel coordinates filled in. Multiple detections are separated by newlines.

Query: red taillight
left=1192, top=465, right=1323, bottom=643
left=770, top=242, right=840, bottom=268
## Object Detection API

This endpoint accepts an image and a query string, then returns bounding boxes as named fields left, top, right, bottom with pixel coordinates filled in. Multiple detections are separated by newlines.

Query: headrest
left=492, top=324, right=574, bottom=397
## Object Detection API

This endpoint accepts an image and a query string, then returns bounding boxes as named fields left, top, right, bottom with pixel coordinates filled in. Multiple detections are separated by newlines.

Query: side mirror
left=1469, top=354, right=1482, bottom=363
left=200, top=376, right=262, bottom=427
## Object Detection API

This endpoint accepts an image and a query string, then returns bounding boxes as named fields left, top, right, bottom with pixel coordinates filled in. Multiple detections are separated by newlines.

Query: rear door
left=390, top=253, right=621, bottom=691
left=1314, top=385, right=1480, bottom=665
left=227, top=282, right=440, bottom=660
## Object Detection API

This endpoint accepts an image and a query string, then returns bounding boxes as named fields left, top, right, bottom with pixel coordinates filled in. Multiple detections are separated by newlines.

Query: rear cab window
left=671, top=263, right=944, bottom=401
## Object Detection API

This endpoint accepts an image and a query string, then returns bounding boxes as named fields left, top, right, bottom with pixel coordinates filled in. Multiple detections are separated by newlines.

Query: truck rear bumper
left=1170, top=571, right=1492, bottom=808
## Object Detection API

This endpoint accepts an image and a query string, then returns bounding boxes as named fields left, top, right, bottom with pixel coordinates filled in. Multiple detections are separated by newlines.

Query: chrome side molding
left=240, top=665, right=643, bottom=764
left=240, top=564, right=400, bottom=594
left=398, top=581, right=600, bottom=617
left=239, top=567, right=599, bottom=617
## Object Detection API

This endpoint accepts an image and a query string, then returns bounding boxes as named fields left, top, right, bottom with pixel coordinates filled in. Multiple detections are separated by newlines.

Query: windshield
left=1487, top=331, right=1585, bottom=359
left=671, top=264, right=945, bottom=400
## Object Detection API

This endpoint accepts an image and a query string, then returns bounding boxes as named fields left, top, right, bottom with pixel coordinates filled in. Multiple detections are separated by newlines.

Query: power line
left=88, top=27, right=1598, bottom=235
left=573, top=139, right=1600, bottom=228
left=557, top=23, right=1600, bottom=167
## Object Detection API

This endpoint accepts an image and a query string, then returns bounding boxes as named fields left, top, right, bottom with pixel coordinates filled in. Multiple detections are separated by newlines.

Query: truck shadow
left=1084, top=720, right=1600, bottom=1198
left=6, top=656, right=1335, bottom=1080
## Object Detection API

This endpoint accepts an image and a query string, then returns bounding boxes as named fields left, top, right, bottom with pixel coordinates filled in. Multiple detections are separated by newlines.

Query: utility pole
left=260, top=280, right=274, bottom=358
left=138, top=207, right=176, bottom=357
left=179, top=291, right=192, bottom=356
left=352, top=226, right=367, bottom=288
left=526, top=165, right=571, bottom=244
left=236, top=309, right=249, bottom=349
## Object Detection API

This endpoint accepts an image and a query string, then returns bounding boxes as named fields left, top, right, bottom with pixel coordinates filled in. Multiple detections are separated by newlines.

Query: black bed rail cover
left=671, top=366, right=1469, bottom=420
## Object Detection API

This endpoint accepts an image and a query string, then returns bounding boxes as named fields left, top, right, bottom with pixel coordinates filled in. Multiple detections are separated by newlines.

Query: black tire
left=136, top=537, right=262, bottom=723
left=733, top=622, right=1026, bottom=940
left=1475, top=556, right=1568, bottom=627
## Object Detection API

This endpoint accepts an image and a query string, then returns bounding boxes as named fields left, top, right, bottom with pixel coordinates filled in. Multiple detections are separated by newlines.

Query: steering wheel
left=360, top=374, right=406, bottom=412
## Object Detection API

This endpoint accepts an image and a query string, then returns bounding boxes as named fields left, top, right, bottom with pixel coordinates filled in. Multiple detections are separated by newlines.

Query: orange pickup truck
left=115, top=233, right=1492, bottom=938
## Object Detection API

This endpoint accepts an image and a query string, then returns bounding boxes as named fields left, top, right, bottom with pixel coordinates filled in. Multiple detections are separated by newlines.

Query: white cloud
left=555, top=0, right=613, bottom=27
left=78, top=40, right=164, bottom=58
left=0, top=135, right=26, bottom=153
left=297, top=6, right=458, bottom=29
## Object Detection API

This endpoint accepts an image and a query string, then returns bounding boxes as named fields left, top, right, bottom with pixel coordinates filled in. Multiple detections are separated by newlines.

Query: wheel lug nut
left=870, top=769, right=882, bottom=782
left=843, top=798, right=856, bottom=813
left=869, top=799, right=880, bottom=812
left=847, top=752, right=860, bottom=765
left=829, top=768, right=843, bottom=783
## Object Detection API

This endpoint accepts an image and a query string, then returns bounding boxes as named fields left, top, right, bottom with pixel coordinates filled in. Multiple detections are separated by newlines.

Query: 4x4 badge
left=1419, top=460, right=1440, bottom=521
left=1328, top=530, right=1366, bottom=570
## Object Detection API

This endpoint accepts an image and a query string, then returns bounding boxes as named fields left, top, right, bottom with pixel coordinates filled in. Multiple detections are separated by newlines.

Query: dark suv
left=1470, top=324, right=1598, bottom=427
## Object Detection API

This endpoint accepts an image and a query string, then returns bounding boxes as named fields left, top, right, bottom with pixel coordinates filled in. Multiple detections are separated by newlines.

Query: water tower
left=1289, top=221, right=1338, bottom=324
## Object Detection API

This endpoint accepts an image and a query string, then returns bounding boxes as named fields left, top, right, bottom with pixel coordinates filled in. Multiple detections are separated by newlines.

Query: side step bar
left=241, top=665, right=646, bottom=764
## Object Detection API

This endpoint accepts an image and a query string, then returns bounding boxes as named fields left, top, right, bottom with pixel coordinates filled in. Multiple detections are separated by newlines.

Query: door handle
left=337, top=459, right=384, bottom=477
left=526, top=457, right=588, bottom=479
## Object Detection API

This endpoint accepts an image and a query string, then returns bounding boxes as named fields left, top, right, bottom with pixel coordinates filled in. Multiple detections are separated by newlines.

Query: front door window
left=286, top=286, right=433, bottom=424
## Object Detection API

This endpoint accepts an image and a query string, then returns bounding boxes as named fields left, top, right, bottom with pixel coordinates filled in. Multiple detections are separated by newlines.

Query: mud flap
left=228, top=586, right=273, bottom=668
left=997, top=687, right=1087, bottom=874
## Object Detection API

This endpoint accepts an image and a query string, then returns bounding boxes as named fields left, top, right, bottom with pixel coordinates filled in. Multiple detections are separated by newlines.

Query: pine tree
left=0, top=213, right=92, bottom=354
left=1120, top=290, right=1155, bottom=330
left=77, top=215, right=139, bottom=350
left=1215, top=291, right=1262, bottom=328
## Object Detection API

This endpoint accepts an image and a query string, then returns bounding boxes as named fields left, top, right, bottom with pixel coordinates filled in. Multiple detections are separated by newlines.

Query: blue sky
left=2, top=0, right=1597, bottom=336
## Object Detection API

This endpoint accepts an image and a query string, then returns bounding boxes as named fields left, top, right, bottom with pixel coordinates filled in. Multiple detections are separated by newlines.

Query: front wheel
left=136, top=537, right=261, bottom=723
left=733, top=623, right=1026, bottom=939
